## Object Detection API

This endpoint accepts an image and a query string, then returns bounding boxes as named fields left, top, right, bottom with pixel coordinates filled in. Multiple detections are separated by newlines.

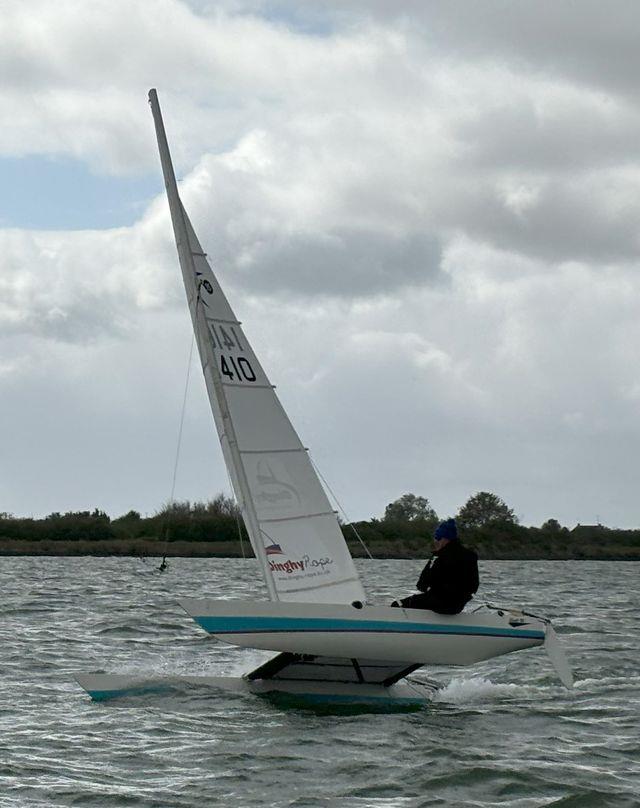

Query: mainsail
left=149, top=89, right=365, bottom=605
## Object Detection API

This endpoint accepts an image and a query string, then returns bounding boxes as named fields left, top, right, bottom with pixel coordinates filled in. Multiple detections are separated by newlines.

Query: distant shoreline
left=1, top=539, right=638, bottom=561
left=2, top=506, right=639, bottom=561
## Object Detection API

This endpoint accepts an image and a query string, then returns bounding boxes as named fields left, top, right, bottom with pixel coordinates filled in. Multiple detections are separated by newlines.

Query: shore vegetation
left=1, top=492, right=638, bottom=560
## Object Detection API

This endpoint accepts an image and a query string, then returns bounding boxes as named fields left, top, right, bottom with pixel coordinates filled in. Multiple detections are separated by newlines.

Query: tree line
left=0, top=491, right=638, bottom=559
left=355, top=492, right=640, bottom=559
left=0, top=495, right=248, bottom=556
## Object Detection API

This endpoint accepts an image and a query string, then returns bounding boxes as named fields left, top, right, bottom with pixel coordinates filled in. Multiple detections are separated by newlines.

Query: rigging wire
left=159, top=332, right=196, bottom=572
left=309, top=455, right=374, bottom=560
left=224, top=467, right=247, bottom=560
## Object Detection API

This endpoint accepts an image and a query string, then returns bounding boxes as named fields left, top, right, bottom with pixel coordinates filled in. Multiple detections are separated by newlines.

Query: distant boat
left=76, top=91, right=573, bottom=707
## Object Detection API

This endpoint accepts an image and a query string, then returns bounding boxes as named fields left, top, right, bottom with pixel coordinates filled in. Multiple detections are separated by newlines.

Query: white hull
left=180, top=599, right=546, bottom=666
left=75, top=673, right=436, bottom=707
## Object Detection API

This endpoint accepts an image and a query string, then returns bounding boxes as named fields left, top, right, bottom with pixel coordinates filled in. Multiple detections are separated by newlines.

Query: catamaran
left=76, top=90, right=573, bottom=707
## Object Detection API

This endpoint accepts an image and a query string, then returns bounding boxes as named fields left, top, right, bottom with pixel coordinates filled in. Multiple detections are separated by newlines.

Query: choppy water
left=1, top=557, right=639, bottom=807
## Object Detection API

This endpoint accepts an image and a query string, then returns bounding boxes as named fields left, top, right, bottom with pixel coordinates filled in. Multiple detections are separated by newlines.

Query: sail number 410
left=220, top=355, right=256, bottom=383
left=209, top=321, right=257, bottom=383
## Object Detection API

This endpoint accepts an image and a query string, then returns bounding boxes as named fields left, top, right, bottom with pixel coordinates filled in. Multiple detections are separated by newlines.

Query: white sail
left=149, top=89, right=365, bottom=605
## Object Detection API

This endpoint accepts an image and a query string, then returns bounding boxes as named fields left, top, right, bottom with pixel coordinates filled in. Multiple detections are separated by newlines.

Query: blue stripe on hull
left=193, top=616, right=545, bottom=641
left=87, top=684, right=174, bottom=702
left=86, top=684, right=427, bottom=708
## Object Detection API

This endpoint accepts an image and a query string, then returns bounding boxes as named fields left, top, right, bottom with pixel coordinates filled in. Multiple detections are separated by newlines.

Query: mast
left=148, top=89, right=277, bottom=599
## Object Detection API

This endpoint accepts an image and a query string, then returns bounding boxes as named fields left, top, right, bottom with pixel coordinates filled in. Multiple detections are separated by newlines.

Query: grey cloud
left=0, top=296, right=130, bottom=344
left=440, top=177, right=640, bottom=264
left=453, top=97, right=640, bottom=174
left=420, top=1, right=640, bottom=102
left=0, top=220, right=179, bottom=344
left=229, top=228, right=444, bottom=297
left=312, top=1, right=640, bottom=101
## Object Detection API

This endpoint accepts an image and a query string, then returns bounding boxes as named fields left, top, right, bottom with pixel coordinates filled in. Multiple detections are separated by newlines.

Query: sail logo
left=195, top=271, right=213, bottom=297
left=255, top=460, right=301, bottom=506
left=269, top=559, right=306, bottom=574
left=265, top=542, right=284, bottom=556
left=269, top=554, right=335, bottom=575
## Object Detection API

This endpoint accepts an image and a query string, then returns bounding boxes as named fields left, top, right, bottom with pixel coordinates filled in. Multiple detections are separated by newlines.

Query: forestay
left=149, top=90, right=365, bottom=605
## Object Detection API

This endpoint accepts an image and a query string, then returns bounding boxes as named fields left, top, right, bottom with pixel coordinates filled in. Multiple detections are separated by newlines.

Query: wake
left=433, top=676, right=538, bottom=704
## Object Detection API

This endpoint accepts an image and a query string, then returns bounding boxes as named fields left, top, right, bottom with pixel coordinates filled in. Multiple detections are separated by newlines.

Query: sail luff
left=148, top=89, right=277, bottom=599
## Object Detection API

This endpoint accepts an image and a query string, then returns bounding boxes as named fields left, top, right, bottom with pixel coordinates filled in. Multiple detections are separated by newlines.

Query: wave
left=433, top=675, right=536, bottom=704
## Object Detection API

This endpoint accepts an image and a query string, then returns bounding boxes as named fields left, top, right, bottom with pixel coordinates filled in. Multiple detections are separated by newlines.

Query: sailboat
left=76, top=90, right=573, bottom=707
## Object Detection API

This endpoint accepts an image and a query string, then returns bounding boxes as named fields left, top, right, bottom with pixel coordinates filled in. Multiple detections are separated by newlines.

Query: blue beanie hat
left=434, top=518, right=458, bottom=541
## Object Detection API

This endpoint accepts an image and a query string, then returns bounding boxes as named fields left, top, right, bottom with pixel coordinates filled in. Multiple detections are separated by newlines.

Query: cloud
left=420, top=1, right=640, bottom=102
left=5, top=0, right=640, bottom=272
left=313, top=0, right=640, bottom=101
left=0, top=208, right=178, bottom=343
left=240, top=228, right=442, bottom=296
left=1, top=0, right=640, bottom=528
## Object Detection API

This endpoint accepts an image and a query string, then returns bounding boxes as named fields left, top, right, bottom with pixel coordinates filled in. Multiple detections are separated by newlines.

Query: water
left=1, top=557, right=638, bottom=807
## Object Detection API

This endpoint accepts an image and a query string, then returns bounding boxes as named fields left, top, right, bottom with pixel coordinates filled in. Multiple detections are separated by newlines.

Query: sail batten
left=149, top=89, right=365, bottom=605
left=260, top=511, right=336, bottom=524
left=240, top=448, right=307, bottom=455
left=274, top=576, right=364, bottom=595
left=222, top=382, right=275, bottom=390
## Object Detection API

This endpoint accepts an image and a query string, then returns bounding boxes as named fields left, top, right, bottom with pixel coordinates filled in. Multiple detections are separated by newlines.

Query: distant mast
left=148, top=89, right=365, bottom=605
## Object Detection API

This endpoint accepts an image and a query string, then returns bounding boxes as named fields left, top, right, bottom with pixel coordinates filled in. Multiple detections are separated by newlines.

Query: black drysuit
left=400, top=540, right=479, bottom=614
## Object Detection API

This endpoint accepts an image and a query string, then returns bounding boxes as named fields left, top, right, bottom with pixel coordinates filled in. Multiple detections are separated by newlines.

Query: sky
left=1, top=0, right=639, bottom=528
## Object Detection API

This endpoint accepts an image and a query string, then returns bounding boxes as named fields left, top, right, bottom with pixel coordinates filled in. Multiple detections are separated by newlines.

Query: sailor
left=392, top=518, right=479, bottom=614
